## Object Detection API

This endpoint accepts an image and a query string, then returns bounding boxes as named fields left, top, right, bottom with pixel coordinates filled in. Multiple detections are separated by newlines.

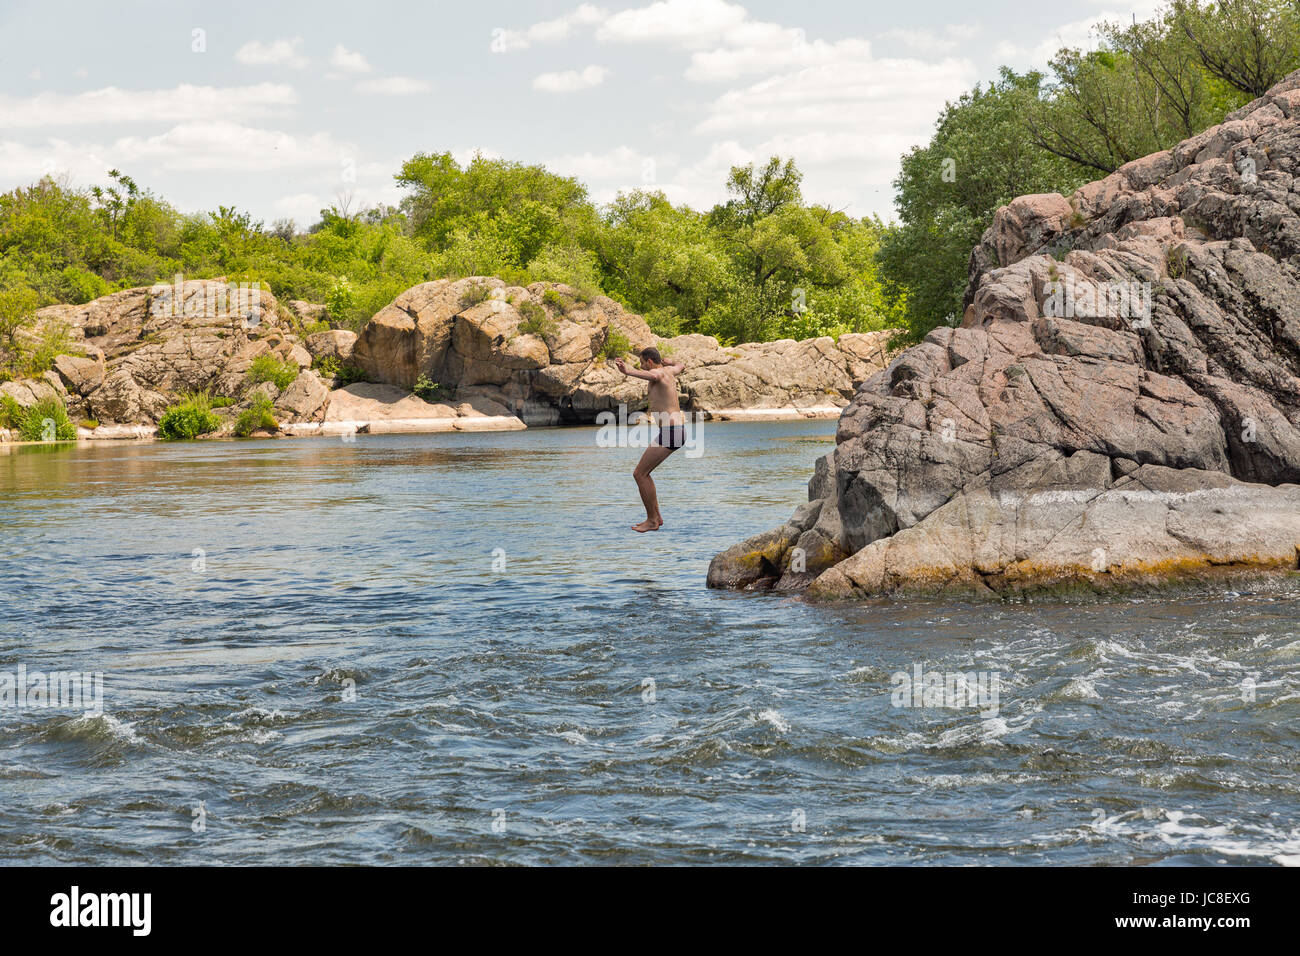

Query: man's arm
left=613, top=358, right=660, bottom=381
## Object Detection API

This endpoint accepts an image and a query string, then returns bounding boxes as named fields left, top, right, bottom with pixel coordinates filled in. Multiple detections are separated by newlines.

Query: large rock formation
left=350, top=277, right=893, bottom=425
left=710, top=69, right=1300, bottom=599
left=2, top=279, right=332, bottom=434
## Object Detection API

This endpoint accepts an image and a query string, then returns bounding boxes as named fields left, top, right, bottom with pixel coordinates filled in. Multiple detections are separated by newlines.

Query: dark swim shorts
left=655, top=424, right=687, bottom=451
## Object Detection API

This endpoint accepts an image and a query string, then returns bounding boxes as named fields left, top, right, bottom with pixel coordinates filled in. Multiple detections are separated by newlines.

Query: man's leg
left=632, top=445, right=674, bottom=532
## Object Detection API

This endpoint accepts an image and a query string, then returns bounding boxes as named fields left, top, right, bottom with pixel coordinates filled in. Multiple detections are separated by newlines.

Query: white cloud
left=356, top=76, right=431, bottom=95
left=694, top=52, right=978, bottom=198
left=0, top=122, right=353, bottom=184
left=1006, top=1, right=1167, bottom=69
left=545, top=145, right=648, bottom=182
left=272, top=192, right=323, bottom=221
left=589, top=0, right=960, bottom=87
left=0, top=84, right=297, bottom=129
left=494, top=4, right=607, bottom=52
left=649, top=140, right=756, bottom=210
left=541, top=141, right=750, bottom=211
left=687, top=35, right=872, bottom=83
left=697, top=55, right=975, bottom=135
left=103, top=123, right=351, bottom=172
left=235, top=37, right=310, bottom=69
left=532, top=65, right=609, bottom=93
left=597, top=0, right=748, bottom=48
left=875, top=24, right=982, bottom=56
left=330, top=45, right=372, bottom=74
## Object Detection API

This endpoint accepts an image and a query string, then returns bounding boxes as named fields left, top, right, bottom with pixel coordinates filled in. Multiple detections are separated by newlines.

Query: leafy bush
left=248, top=353, right=299, bottom=389
left=458, top=281, right=492, bottom=311
left=601, top=328, right=632, bottom=359
left=312, top=355, right=341, bottom=378
left=324, top=277, right=355, bottom=323
left=233, top=393, right=277, bottom=437
left=313, top=354, right=372, bottom=386
left=0, top=287, right=41, bottom=351
left=19, top=321, right=79, bottom=376
left=209, top=396, right=235, bottom=408
left=413, top=375, right=442, bottom=402
left=0, top=394, right=22, bottom=428
left=541, top=288, right=567, bottom=310
left=14, top=396, right=77, bottom=441
left=157, top=393, right=223, bottom=440
left=517, top=300, right=554, bottom=337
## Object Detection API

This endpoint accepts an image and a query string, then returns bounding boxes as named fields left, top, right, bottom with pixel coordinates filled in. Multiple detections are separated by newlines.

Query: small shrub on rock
left=15, top=396, right=77, bottom=442
left=458, top=282, right=492, bottom=311
left=234, top=393, right=278, bottom=437
left=157, top=393, right=223, bottom=441
left=517, top=300, right=555, bottom=338
left=601, top=329, right=632, bottom=359
left=413, top=375, right=442, bottom=402
left=248, top=354, right=299, bottom=389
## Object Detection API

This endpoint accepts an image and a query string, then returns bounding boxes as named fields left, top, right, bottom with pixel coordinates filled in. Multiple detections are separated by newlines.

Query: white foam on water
left=1057, top=678, right=1102, bottom=700
left=230, top=706, right=292, bottom=723
left=67, top=713, right=141, bottom=744
left=1090, top=807, right=1300, bottom=863
left=756, top=709, right=790, bottom=733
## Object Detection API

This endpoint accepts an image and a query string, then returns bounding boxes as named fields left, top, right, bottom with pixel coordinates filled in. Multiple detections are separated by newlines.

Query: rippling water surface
left=2, top=421, right=1298, bottom=865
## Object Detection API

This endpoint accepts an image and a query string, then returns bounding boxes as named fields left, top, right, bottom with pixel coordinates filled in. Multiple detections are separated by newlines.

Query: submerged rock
left=710, top=68, right=1300, bottom=599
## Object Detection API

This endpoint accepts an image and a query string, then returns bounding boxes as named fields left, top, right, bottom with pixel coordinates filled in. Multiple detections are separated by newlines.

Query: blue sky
left=0, top=0, right=1162, bottom=225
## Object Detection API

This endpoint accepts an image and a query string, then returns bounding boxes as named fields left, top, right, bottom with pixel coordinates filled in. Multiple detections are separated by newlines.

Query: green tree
left=0, top=285, right=40, bottom=354
left=1173, top=0, right=1300, bottom=97
left=596, top=190, right=731, bottom=335
left=878, top=71, right=1087, bottom=340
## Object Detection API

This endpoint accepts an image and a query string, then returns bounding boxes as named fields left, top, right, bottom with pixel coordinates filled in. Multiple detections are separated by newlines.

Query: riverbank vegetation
left=0, top=0, right=1295, bottom=355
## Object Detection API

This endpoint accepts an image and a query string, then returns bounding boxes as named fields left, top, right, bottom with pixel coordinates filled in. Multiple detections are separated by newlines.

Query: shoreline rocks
left=709, top=68, right=1300, bottom=600
left=349, top=277, right=895, bottom=426
left=1, top=276, right=892, bottom=445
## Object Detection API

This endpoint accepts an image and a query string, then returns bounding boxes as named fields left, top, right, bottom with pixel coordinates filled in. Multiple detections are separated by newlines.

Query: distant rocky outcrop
left=350, top=277, right=893, bottom=425
left=710, top=69, right=1300, bottom=599
left=1, top=276, right=895, bottom=443
left=1, top=281, right=329, bottom=437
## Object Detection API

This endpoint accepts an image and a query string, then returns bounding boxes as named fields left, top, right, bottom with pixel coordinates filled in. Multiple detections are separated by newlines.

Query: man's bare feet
left=631, top=518, right=663, bottom=533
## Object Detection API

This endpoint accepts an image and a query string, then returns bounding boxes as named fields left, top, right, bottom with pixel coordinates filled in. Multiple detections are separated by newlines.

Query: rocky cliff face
left=350, top=277, right=893, bottom=425
left=1, top=280, right=332, bottom=434
left=709, top=69, right=1300, bottom=599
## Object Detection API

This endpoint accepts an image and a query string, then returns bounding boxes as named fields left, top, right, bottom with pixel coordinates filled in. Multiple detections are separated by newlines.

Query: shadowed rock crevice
left=709, top=69, right=1300, bottom=600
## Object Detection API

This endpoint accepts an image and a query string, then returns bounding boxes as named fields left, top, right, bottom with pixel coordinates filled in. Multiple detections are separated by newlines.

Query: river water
left=2, top=421, right=1298, bottom=865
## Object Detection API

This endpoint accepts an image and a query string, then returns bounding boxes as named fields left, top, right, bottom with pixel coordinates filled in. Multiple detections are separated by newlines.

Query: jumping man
left=613, top=347, right=685, bottom=533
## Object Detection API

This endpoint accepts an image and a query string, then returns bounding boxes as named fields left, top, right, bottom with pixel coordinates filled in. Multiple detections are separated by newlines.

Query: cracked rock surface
left=709, top=69, right=1300, bottom=599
